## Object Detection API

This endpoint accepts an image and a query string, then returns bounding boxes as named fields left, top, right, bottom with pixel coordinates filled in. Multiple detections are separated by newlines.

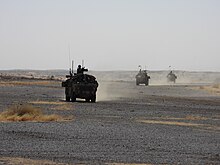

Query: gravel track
left=0, top=80, right=219, bottom=164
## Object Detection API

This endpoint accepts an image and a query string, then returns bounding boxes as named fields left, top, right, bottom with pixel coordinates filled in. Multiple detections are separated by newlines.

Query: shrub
left=0, top=104, right=68, bottom=122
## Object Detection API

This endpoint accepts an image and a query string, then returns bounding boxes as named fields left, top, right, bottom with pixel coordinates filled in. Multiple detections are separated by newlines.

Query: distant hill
left=0, top=70, right=220, bottom=84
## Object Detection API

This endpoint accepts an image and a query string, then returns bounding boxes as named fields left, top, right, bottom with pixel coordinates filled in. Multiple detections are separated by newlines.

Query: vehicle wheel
left=71, top=93, right=76, bottom=102
left=85, top=98, right=90, bottom=102
left=91, top=95, right=96, bottom=103
left=136, top=81, right=139, bottom=85
left=66, top=96, right=70, bottom=102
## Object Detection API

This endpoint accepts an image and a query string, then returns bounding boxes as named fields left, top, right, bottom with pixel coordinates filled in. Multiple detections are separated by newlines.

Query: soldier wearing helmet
left=77, top=65, right=88, bottom=74
left=77, top=65, right=82, bottom=74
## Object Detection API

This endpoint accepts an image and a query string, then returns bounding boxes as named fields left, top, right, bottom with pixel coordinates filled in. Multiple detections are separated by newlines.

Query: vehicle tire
left=136, top=81, right=139, bottom=85
left=91, top=95, right=96, bottom=103
left=66, top=96, right=70, bottom=102
left=85, top=98, right=90, bottom=102
left=145, top=81, right=149, bottom=86
left=71, top=93, right=76, bottom=102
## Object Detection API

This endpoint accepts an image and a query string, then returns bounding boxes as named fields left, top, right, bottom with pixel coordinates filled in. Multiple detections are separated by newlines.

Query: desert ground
left=0, top=70, right=219, bottom=165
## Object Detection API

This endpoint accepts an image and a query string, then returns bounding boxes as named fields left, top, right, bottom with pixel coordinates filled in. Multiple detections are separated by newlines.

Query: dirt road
left=0, top=80, right=219, bottom=164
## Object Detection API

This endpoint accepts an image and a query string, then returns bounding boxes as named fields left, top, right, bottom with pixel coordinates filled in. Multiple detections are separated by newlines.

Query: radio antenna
left=82, top=60, right=84, bottom=67
left=68, top=44, right=71, bottom=70
left=72, top=60, right=74, bottom=74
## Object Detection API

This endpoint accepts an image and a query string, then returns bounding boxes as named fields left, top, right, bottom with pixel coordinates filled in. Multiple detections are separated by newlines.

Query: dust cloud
left=93, top=70, right=220, bottom=101
left=96, top=81, right=128, bottom=101
left=1, top=70, right=219, bottom=101
left=92, top=70, right=220, bottom=86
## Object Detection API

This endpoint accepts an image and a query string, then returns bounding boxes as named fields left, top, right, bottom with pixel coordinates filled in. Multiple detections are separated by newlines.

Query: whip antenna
left=82, top=60, right=84, bottom=67
left=68, top=44, right=71, bottom=70
left=72, top=60, right=74, bottom=74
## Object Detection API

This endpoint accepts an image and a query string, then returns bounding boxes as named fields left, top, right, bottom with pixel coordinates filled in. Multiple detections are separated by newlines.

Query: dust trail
left=97, top=81, right=123, bottom=101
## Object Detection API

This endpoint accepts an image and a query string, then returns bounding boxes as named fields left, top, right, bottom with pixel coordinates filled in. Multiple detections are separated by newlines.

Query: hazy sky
left=0, top=0, right=220, bottom=71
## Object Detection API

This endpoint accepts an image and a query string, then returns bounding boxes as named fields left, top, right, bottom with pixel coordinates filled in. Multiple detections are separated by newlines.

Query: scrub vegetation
left=0, top=104, right=70, bottom=122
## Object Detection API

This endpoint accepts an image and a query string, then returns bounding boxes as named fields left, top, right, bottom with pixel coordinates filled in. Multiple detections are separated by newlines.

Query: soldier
left=167, top=71, right=172, bottom=77
left=167, top=71, right=177, bottom=83
left=77, top=65, right=88, bottom=74
left=77, top=65, right=83, bottom=74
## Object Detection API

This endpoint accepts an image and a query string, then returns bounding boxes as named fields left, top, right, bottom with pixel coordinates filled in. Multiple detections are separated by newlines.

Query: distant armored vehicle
left=62, top=65, right=98, bottom=102
left=167, top=71, right=177, bottom=83
left=135, top=69, right=150, bottom=86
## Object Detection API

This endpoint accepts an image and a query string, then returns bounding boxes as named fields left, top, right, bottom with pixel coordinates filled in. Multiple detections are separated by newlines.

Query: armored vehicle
left=167, top=71, right=177, bottom=83
left=62, top=66, right=98, bottom=102
left=135, top=69, right=150, bottom=86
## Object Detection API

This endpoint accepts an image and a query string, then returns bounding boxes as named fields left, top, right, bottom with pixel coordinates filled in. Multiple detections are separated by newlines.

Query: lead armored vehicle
left=135, top=69, right=150, bottom=86
left=167, top=71, right=177, bottom=83
left=62, top=66, right=98, bottom=102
